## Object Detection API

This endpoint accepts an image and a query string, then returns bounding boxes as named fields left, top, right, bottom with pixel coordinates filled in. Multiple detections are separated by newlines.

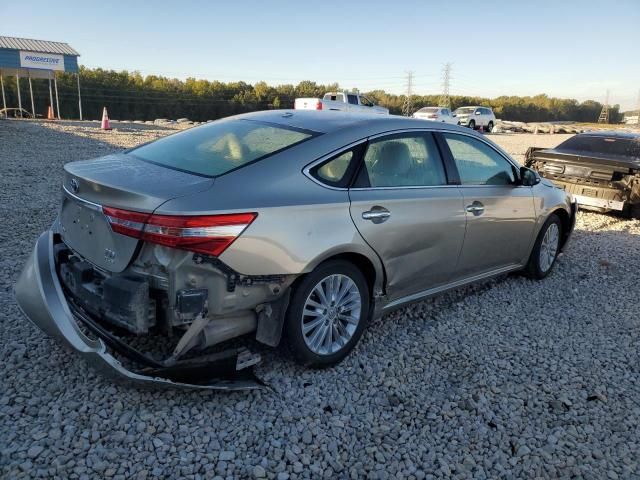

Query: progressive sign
left=19, top=51, right=65, bottom=71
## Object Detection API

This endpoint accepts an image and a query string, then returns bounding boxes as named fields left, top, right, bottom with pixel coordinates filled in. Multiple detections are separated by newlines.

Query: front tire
left=486, top=121, right=494, bottom=132
left=285, top=260, right=370, bottom=368
left=523, top=214, right=562, bottom=279
left=468, top=119, right=476, bottom=130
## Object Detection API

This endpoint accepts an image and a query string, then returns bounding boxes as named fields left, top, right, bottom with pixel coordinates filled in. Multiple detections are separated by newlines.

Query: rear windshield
left=129, top=119, right=317, bottom=177
left=556, top=135, right=640, bottom=158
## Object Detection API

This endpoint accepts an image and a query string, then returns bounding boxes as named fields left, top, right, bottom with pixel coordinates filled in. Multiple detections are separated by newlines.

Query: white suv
left=454, top=106, right=496, bottom=132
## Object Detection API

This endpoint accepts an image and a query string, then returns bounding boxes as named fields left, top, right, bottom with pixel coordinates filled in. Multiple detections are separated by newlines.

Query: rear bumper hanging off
left=14, top=230, right=265, bottom=391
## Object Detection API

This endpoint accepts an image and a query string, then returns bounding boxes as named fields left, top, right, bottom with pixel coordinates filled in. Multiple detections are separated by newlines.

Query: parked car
left=15, top=110, right=576, bottom=389
left=413, top=107, right=457, bottom=124
left=454, top=106, right=496, bottom=131
left=295, top=91, right=389, bottom=114
left=526, top=131, right=640, bottom=217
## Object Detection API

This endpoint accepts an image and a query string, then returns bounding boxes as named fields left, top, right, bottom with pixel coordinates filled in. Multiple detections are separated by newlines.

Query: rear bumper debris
left=14, top=230, right=265, bottom=391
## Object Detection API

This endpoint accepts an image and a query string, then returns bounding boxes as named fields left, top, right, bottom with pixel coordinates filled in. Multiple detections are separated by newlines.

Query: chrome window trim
left=302, top=127, right=521, bottom=191
left=62, top=185, right=103, bottom=212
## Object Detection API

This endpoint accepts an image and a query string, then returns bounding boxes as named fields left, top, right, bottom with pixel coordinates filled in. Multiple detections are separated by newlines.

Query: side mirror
left=520, top=167, right=540, bottom=187
left=452, top=113, right=457, bottom=117
left=475, top=111, right=481, bottom=115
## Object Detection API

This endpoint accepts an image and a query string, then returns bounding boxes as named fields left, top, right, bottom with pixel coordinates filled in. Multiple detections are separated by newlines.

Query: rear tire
left=285, top=260, right=369, bottom=368
left=523, top=214, right=562, bottom=280
left=487, top=121, right=494, bottom=132
left=468, top=120, right=476, bottom=130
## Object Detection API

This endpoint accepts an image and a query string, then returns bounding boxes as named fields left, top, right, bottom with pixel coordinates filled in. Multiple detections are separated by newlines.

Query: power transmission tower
left=402, top=71, right=414, bottom=117
left=636, top=89, right=640, bottom=124
left=439, top=63, right=452, bottom=108
left=598, top=89, right=610, bottom=123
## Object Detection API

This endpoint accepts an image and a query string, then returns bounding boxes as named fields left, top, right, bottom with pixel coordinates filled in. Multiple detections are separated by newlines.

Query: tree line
left=0, top=66, right=621, bottom=123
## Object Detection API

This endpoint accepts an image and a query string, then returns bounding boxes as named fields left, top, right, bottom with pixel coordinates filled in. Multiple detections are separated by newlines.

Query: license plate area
left=60, top=194, right=139, bottom=272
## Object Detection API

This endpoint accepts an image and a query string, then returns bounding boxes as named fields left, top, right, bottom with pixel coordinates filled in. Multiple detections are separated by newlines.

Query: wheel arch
left=302, top=247, right=385, bottom=298
left=549, top=207, right=572, bottom=250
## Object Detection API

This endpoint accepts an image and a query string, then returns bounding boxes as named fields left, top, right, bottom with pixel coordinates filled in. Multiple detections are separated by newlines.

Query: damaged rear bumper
left=14, top=230, right=265, bottom=391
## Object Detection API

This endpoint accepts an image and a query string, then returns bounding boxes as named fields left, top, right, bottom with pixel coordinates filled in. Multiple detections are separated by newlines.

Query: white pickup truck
left=294, top=91, right=389, bottom=114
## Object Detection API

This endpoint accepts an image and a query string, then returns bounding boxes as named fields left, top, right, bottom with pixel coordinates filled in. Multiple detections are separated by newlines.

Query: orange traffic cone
left=47, top=105, right=54, bottom=120
left=101, top=107, right=112, bottom=130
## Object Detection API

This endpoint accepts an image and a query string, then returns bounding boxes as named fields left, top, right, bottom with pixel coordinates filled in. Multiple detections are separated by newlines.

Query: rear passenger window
left=443, top=133, right=515, bottom=186
left=347, top=95, right=359, bottom=105
left=357, top=133, right=447, bottom=188
left=313, top=150, right=354, bottom=186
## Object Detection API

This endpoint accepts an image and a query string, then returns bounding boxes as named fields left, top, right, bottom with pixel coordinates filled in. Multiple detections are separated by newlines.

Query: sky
left=2, top=0, right=639, bottom=109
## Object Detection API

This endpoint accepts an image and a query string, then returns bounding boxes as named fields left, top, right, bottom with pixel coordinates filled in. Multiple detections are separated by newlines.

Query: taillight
left=315, top=101, right=323, bottom=110
left=103, top=207, right=257, bottom=256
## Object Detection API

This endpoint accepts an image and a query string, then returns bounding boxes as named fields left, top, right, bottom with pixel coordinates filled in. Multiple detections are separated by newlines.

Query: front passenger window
left=357, top=134, right=447, bottom=187
left=443, top=133, right=516, bottom=186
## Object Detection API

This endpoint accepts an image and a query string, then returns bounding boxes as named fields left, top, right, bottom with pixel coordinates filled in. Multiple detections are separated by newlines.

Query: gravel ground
left=1, top=120, right=639, bottom=479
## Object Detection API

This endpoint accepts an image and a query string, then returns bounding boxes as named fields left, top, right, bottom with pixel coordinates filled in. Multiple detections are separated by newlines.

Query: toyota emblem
left=70, top=178, right=79, bottom=193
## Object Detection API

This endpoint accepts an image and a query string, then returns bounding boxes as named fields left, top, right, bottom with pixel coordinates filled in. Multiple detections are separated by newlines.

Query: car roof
left=232, top=109, right=470, bottom=135
left=578, top=130, right=640, bottom=140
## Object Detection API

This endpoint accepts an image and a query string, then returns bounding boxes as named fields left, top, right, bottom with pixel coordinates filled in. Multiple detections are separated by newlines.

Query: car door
left=439, top=132, right=536, bottom=278
left=349, top=131, right=466, bottom=301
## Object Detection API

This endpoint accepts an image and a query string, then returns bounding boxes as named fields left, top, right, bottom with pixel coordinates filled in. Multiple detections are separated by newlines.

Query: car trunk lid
left=60, top=153, right=214, bottom=272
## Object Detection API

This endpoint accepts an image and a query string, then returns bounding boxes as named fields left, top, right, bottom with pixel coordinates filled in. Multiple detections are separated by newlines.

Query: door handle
left=465, top=201, right=485, bottom=216
left=362, top=207, right=391, bottom=223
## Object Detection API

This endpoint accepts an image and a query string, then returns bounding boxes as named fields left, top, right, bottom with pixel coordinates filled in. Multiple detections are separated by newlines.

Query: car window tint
left=361, top=134, right=447, bottom=187
left=314, top=151, right=354, bottom=185
left=130, top=119, right=315, bottom=177
left=443, top=133, right=515, bottom=186
left=347, top=95, right=359, bottom=105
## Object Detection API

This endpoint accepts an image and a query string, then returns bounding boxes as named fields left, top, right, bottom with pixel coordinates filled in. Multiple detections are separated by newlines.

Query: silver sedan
left=15, top=111, right=576, bottom=389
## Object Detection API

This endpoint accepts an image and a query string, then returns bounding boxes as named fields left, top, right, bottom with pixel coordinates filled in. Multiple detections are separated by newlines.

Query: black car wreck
left=525, top=131, right=640, bottom=218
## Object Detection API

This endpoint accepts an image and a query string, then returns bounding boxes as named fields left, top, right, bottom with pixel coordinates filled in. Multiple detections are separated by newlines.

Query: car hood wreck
left=525, top=131, right=640, bottom=215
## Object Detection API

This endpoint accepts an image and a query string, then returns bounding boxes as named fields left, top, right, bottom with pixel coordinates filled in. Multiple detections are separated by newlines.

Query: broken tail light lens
left=103, top=207, right=257, bottom=256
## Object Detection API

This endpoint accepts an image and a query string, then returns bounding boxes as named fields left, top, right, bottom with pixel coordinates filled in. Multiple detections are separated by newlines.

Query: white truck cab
left=295, top=91, right=389, bottom=114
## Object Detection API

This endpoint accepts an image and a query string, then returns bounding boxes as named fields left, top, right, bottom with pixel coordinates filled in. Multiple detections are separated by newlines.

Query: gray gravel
left=1, top=120, right=639, bottom=479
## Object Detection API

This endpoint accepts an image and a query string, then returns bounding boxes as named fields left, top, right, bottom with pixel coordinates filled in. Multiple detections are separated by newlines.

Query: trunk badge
left=70, top=178, right=79, bottom=193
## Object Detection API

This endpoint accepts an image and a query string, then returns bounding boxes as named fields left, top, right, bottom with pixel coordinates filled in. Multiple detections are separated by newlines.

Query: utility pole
left=598, top=89, right=610, bottom=124
left=439, top=63, right=452, bottom=108
left=402, top=71, right=414, bottom=117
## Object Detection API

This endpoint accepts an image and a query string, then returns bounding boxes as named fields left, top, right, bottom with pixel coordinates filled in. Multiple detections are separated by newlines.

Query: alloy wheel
left=539, top=223, right=560, bottom=273
left=301, top=274, right=362, bottom=355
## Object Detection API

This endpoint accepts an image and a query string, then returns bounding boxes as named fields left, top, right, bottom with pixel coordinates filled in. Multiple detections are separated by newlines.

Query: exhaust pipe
left=196, top=312, right=257, bottom=349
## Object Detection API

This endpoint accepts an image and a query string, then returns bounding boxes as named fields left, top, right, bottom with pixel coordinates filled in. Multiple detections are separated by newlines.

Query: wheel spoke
left=338, top=291, right=360, bottom=309
left=303, top=315, right=326, bottom=334
left=303, top=307, right=324, bottom=317
left=339, top=313, right=359, bottom=325
left=305, top=298, right=324, bottom=310
left=313, top=284, right=329, bottom=306
left=310, top=324, right=326, bottom=351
